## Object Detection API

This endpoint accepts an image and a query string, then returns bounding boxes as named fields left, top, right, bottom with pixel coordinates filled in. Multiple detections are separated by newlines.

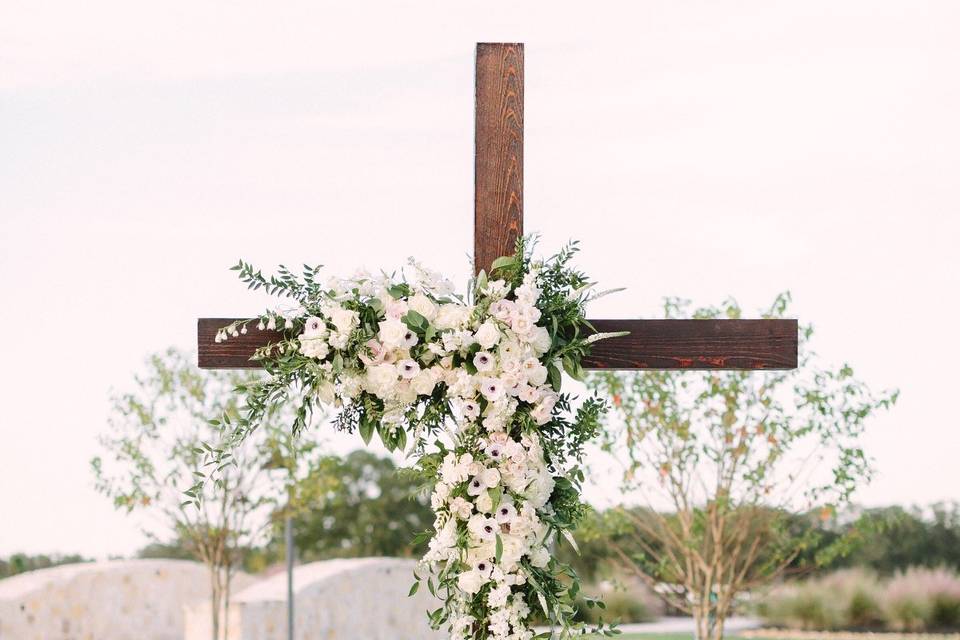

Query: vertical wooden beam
left=475, top=42, right=524, bottom=275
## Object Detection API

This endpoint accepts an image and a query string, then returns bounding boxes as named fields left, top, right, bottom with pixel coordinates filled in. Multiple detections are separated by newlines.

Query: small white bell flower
left=240, top=325, right=247, bottom=335
left=257, top=320, right=265, bottom=331
left=284, top=318, right=293, bottom=330
left=267, top=316, right=277, bottom=330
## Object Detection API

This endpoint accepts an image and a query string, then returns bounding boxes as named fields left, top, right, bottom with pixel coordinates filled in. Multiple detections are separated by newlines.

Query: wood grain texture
left=475, top=42, right=523, bottom=275
left=197, top=318, right=284, bottom=369
left=199, top=318, right=797, bottom=370
left=583, top=319, right=798, bottom=370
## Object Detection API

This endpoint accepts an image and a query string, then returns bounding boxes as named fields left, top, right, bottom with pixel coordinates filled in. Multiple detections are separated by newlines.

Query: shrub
left=574, top=579, right=662, bottom=625
left=758, top=569, right=883, bottom=630
left=884, top=567, right=960, bottom=631
left=758, top=566, right=960, bottom=631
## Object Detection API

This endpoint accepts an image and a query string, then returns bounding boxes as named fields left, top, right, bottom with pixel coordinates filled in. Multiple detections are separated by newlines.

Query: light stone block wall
left=185, top=557, right=445, bottom=640
left=0, top=559, right=253, bottom=640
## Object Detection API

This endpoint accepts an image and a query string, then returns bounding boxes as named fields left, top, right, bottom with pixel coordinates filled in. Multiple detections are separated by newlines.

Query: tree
left=91, top=349, right=317, bottom=640
left=588, top=294, right=898, bottom=640
left=286, top=450, right=434, bottom=560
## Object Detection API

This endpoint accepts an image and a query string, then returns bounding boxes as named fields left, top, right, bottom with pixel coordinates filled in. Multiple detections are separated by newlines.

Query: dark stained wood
left=198, top=318, right=284, bottom=369
left=475, top=43, right=523, bottom=275
left=199, top=317, right=798, bottom=371
left=583, top=319, right=798, bottom=370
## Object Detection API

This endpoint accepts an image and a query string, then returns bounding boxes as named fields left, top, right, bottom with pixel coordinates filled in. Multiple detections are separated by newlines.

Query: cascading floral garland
left=206, top=238, right=624, bottom=639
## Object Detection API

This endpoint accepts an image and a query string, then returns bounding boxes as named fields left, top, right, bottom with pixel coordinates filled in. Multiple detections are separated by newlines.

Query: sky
left=1, top=0, right=959, bottom=558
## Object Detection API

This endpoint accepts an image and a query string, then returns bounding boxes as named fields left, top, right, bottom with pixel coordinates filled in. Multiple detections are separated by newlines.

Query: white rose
left=450, top=496, right=473, bottom=520
left=457, top=569, right=487, bottom=595
left=529, top=326, right=552, bottom=355
left=378, top=319, right=408, bottom=348
left=510, top=314, right=534, bottom=337
left=530, top=545, right=551, bottom=568
left=475, top=489, right=493, bottom=513
left=365, top=363, right=398, bottom=397
left=299, top=337, right=329, bottom=360
left=435, top=303, right=471, bottom=330
left=408, top=292, right=438, bottom=322
left=328, top=307, right=359, bottom=333
left=411, top=367, right=439, bottom=395
left=522, top=358, right=548, bottom=386
left=480, top=467, right=501, bottom=488
left=474, top=320, right=501, bottom=350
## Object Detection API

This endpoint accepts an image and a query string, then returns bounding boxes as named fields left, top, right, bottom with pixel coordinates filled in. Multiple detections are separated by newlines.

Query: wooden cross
left=197, top=43, right=797, bottom=372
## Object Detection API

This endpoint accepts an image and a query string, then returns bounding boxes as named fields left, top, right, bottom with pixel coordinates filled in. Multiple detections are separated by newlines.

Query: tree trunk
left=210, top=565, right=221, bottom=640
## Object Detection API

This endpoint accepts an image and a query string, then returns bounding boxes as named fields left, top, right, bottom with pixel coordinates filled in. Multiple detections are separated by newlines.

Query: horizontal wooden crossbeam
left=197, top=318, right=797, bottom=370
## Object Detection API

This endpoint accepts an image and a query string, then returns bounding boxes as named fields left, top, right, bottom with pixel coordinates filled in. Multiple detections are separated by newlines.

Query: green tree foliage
left=0, top=553, right=91, bottom=579
left=91, top=348, right=319, bottom=640
left=282, top=450, right=434, bottom=561
left=587, top=294, right=898, bottom=640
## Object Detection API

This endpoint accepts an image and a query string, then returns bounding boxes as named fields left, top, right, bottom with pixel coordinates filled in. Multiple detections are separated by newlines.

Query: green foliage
left=586, top=293, right=897, bottom=639
left=283, top=450, right=434, bottom=560
left=0, top=553, right=91, bottom=579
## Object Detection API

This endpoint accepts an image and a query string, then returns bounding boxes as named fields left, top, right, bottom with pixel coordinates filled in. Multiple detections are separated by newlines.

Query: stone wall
left=0, top=559, right=252, bottom=640
left=184, top=557, right=445, bottom=640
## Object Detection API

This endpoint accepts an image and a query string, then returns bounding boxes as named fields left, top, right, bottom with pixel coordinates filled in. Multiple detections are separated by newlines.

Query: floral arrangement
left=207, top=238, right=623, bottom=639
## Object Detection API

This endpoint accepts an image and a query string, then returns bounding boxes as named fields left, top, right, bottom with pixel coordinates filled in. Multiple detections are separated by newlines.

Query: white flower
left=398, top=359, right=421, bottom=379
left=299, top=336, right=329, bottom=360
left=494, top=501, right=517, bottom=524
left=383, top=298, right=408, bottom=320
left=430, top=482, right=451, bottom=509
left=479, top=467, right=501, bottom=489
left=411, top=367, right=439, bottom=395
left=408, top=292, right=438, bottom=322
left=530, top=393, right=557, bottom=425
left=435, top=303, right=471, bottom=330
left=467, top=475, right=486, bottom=496
left=473, top=351, right=495, bottom=372
left=365, top=363, right=398, bottom=397
left=475, top=489, right=493, bottom=513
left=457, top=569, right=488, bottom=595
left=328, top=306, right=359, bottom=333
left=488, top=299, right=515, bottom=322
left=467, top=514, right=499, bottom=541
left=524, top=467, right=555, bottom=509
left=302, top=316, right=327, bottom=338
left=479, top=377, right=505, bottom=401
left=485, top=440, right=505, bottom=461
left=440, top=452, right=474, bottom=485
left=482, top=278, right=510, bottom=299
left=530, top=545, right=551, bottom=568
left=510, top=314, right=534, bottom=337
left=449, top=496, right=473, bottom=520
left=378, top=319, right=408, bottom=349
left=488, top=582, right=512, bottom=608
left=462, top=399, right=480, bottom=420
left=517, top=385, right=541, bottom=404
left=521, top=358, right=548, bottom=386
left=328, top=331, right=349, bottom=350
left=474, top=320, right=501, bottom=350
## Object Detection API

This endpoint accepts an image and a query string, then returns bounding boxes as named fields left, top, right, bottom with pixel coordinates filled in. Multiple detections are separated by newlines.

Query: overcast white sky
left=2, top=0, right=959, bottom=558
